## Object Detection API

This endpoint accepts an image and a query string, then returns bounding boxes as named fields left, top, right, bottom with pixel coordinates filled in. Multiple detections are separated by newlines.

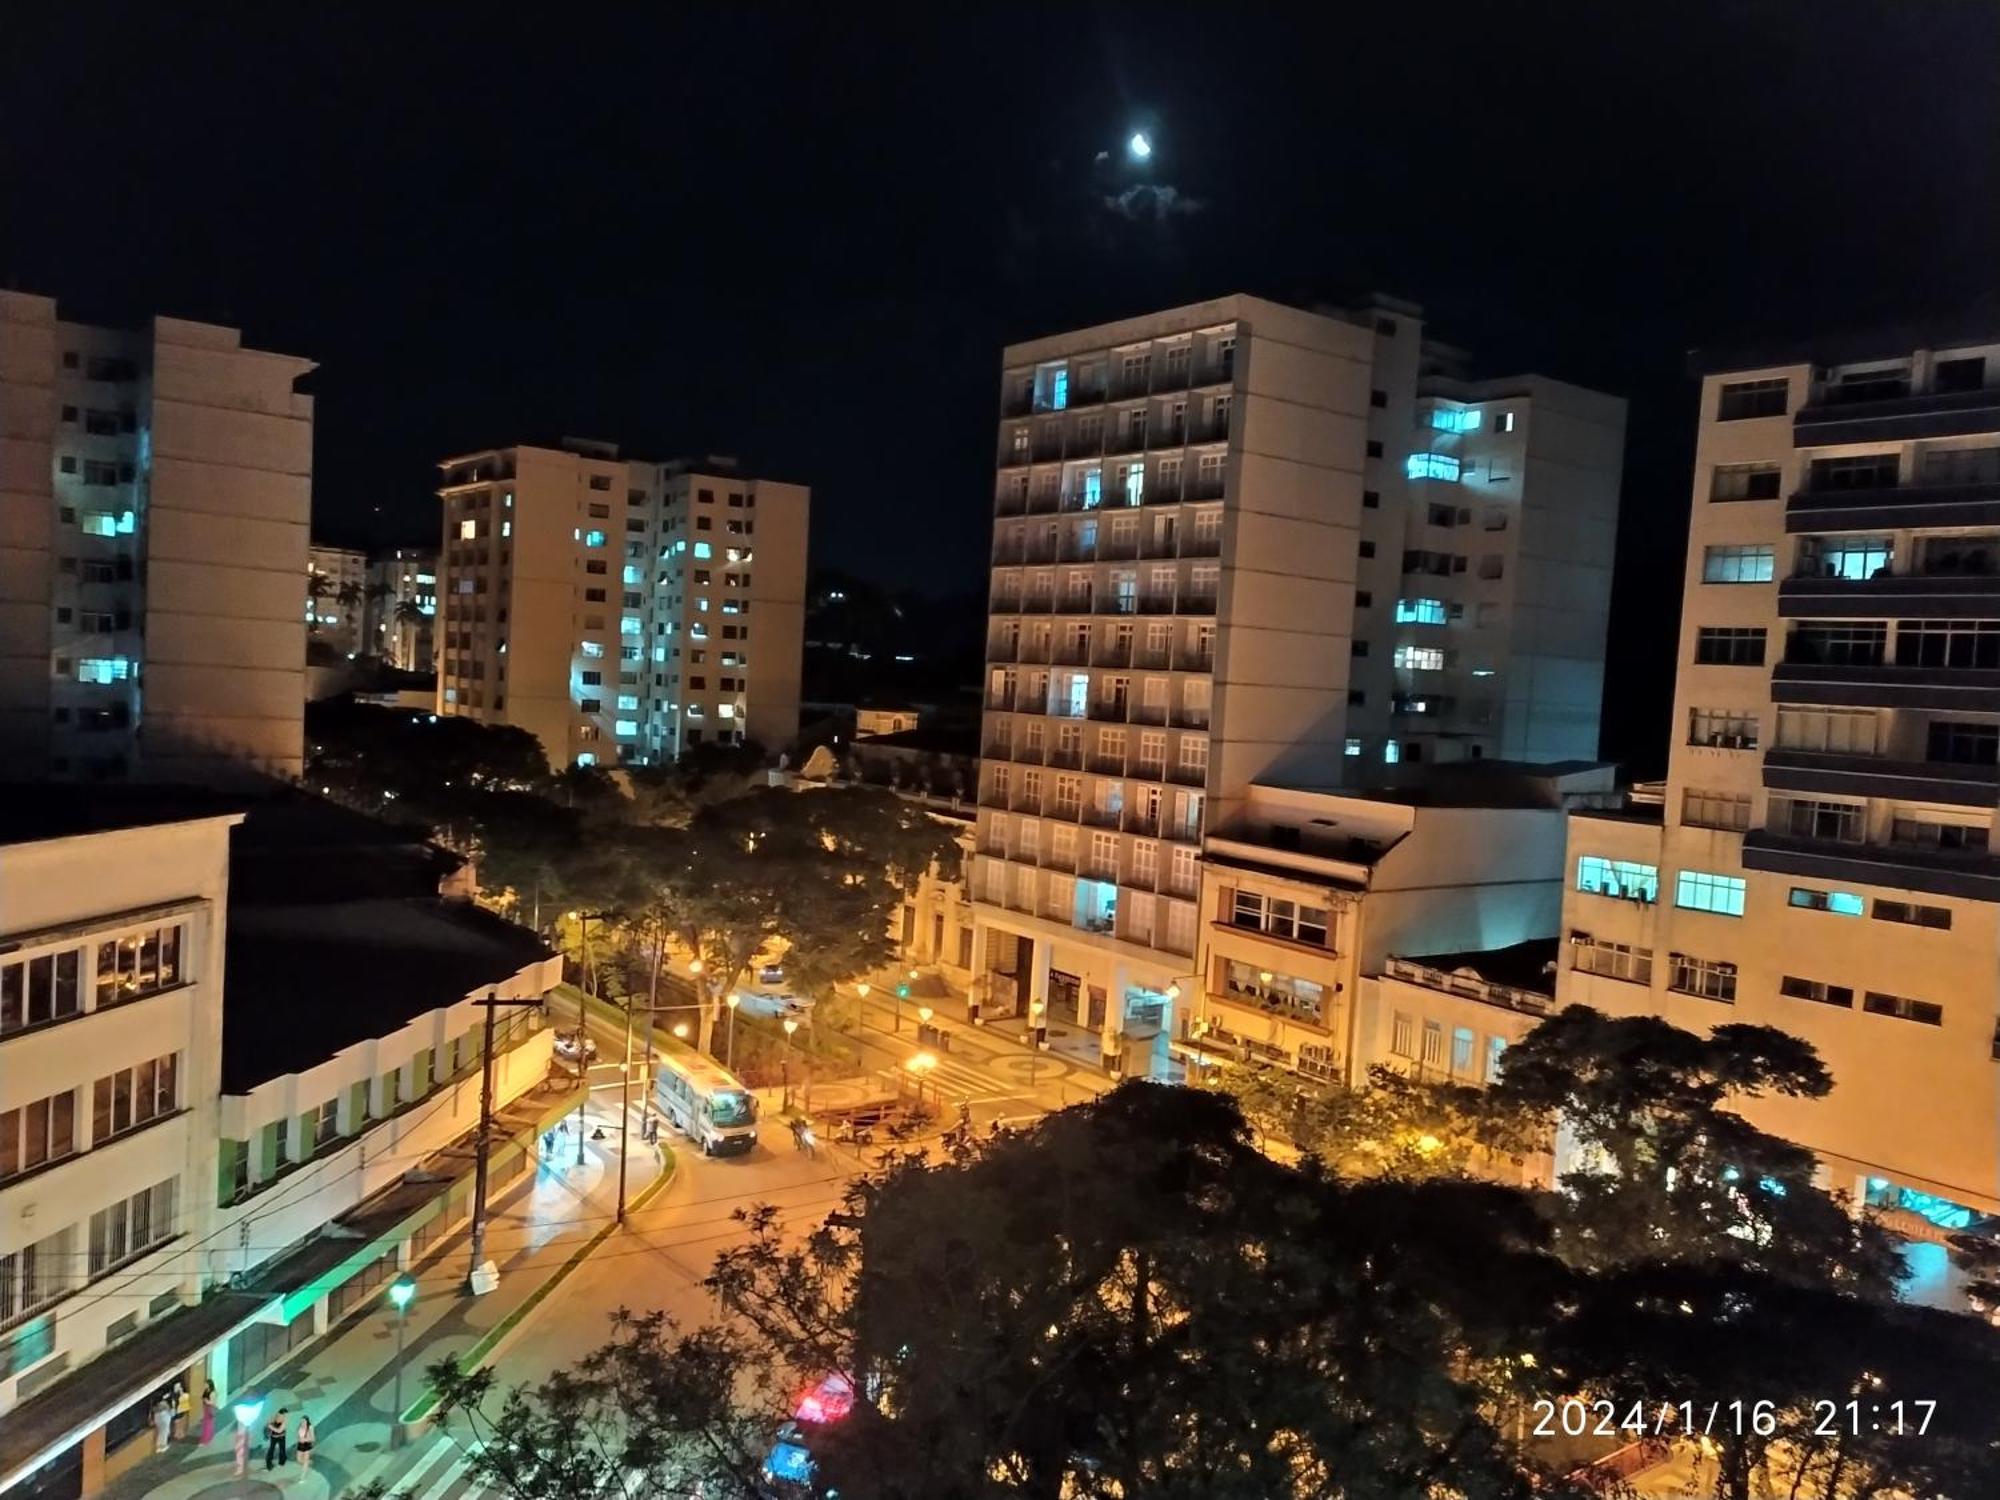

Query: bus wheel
left=701, top=1138, right=714, bottom=1156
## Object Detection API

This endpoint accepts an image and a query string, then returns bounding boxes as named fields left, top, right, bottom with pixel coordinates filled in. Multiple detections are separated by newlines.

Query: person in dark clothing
left=264, top=1408, right=288, bottom=1469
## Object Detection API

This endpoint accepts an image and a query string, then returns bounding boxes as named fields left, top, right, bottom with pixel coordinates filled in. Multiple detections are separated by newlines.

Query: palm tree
left=335, top=580, right=364, bottom=610
left=392, top=598, right=430, bottom=628
left=305, top=571, right=330, bottom=633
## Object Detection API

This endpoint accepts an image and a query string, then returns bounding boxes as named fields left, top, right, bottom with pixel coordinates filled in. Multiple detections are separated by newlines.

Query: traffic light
left=896, top=983, right=910, bottom=999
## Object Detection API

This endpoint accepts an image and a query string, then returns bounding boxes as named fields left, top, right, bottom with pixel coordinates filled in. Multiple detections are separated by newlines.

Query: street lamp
left=723, top=994, right=740, bottom=1070
left=387, top=1275, right=416, bottom=1448
left=232, top=1397, right=262, bottom=1477
left=904, top=1050, right=938, bottom=1114
left=782, top=1016, right=799, bottom=1109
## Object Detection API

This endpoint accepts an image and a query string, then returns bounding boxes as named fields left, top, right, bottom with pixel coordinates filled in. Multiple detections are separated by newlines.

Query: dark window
left=1374, top=317, right=1397, bottom=337
left=1716, top=378, right=1788, bottom=421
left=1873, top=899, right=1951, bottom=930
left=581, top=671, right=602, bottom=685
left=1355, top=590, right=1372, bottom=608
left=1926, top=721, right=1999, bottom=766
left=1694, top=626, right=1767, bottom=666
left=1358, top=540, right=1375, bottom=559
left=580, top=698, right=602, bottom=712
left=1365, top=440, right=1384, bottom=458
left=588, top=475, right=611, bottom=491
left=1347, top=689, right=1365, bottom=706
left=697, top=516, right=712, bottom=531
left=1935, top=356, right=1987, bottom=393
left=1362, top=489, right=1380, bottom=509
left=1780, top=975, right=1854, bottom=1009
left=1351, top=640, right=1368, bottom=657
left=1369, top=389, right=1388, bottom=409
left=1863, top=991, right=1943, bottom=1026
left=1809, top=454, right=1899, bottom=492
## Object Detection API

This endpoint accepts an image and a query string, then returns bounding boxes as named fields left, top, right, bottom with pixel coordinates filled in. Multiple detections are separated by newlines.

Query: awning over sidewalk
left=0, top=1082, right=581, bottom=1493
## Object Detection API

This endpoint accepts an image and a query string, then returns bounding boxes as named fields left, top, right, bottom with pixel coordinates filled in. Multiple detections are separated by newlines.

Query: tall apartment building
left=971, top=294, right=1625, bottom=1067
left=306, top=542, right=367, bottom=656
left=0, top=291, right=314, bottom=783
left=1558, top=320, right=2000, bottom=1262
left=363, top=546, right=437, bottom=671
left=436, top=442, right=807, bottom=769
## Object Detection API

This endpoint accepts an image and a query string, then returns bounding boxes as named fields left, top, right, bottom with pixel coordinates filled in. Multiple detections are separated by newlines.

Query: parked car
left=553, top=1031, right=598, bottom=1065
left=757, top=963, right=786, bottom=985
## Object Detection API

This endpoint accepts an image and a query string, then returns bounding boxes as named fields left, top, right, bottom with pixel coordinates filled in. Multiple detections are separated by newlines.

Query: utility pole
left=617, top=990, right=636, bottom=1223
left=575, top=912, right=594, bottom=1166
left=468, top=989, right=546, bottom=1294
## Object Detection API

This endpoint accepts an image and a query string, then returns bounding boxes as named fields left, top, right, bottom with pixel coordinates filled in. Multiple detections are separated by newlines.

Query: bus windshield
left=708, top=1089, right=757, bottom=1128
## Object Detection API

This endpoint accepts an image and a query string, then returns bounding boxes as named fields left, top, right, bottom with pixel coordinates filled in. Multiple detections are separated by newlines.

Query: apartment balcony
left=1162, top=869, right=1202, bottom=897
left=1176, top=647, right=1216, bottom=673
left=1151, top=424, right=1189, bottom=450
left=1145, top=479, right=1186, bottom=506
left=1026, top=489, right=1062, bottom=516
left=991, top=535, right=1027, bottom=565
left=1001, top=391, right=1035, bottom=419
left=1132, top=647, right=1172, bottom=671
left=1786, top=478, right=2000, bottom=534
left=1187, top=476, right=1226, bottom=502
left=1136, top=592, right=1177, bottom=614
left=1046, top=747, right=1082, bottom=770
left=1794, top=385, right=2000, bottom=447
left=1166, top=762, right=1208, bottom=787
left=1770, top=659, right=2000, bottom=713
left=1009, top=789, right=1046, bottom=815
left=1088, top=699, right=1131, bottom=723
left=1053, top=642, right=1091, bottom=666
left=1777, top=571, right=2000, bottom=620
left=1762, top=748, right=2000, bottom=809
left=1078, top=857, right=1119, bottom=882
left=1060, top=593, right=1094, bottom=615
left=1190, top=416, right=1232, bottom=444
left=999, top=447, right=1031, bottom=470
left=982, top=732, right=1016, bottom=760
left=1193, top=356, right=1235, bottom=387
left=1093, top=594, right=1137, bottom=616
left=1017, top=634, right=1053, bottom=663
left=1013, top=742, right=1046, bottom=766
left=1070, top=381, right=1107, bottom=409
left=1091, top=639, right=1133, bottom=668
left=989, top=593, right=1023, bottom=616
left=1129, top=702, right=1168, bottom=725
left=1023, top=537, right=1060, bottom=565
left=1031, top=432, right=1067, bottom=463
left=1049, top=801, right=1084, bottom=824
left=1742, top=829, right=2000, bottom=903
left=994, top=491, right=1028, bottom=518
left=1137, top=530, right=1180, bottom=559
left=1111, top=376, right=1152, bottom=402
left=1087, top=752, right=1126, bottom=776
left=1081, top=803, right=1123, bottom=831
left=1178, top=593, right=1218, bottom=616
left=1018, top=595, right=1057, bottom=614
left=1106, top=430, right=1149, bottom=456
left=984, top=641, right=1018, bottom=664
left=1124, top=807, right=1161, bottom=836
left=1171, top=705, right=1211, bottom=730
left=1180, top=532, right=1223, bottom=559
left=978, top=784, right=1011, bottom=809
left=1096, top=536, right=1140, bottom=562
left=1041, top=846, right=1075, bottom=873
left=977, top=834, right=1011, bottom=859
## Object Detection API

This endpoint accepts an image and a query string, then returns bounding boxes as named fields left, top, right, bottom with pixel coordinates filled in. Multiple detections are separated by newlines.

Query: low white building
left=0, top=793, right=561, bottom=1500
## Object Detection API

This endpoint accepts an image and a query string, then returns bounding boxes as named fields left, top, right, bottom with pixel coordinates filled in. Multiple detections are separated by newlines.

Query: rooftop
left=0, top=785, right=248, bottom=849
left=847, top=725, right=980, bottom=758
left=1691, top=296, right=2000, bottom=375
left=1394, top=937, right=1560, bottom=998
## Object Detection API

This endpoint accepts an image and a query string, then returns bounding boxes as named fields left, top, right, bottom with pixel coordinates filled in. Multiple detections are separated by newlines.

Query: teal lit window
left=576, top=753, right=597, bottom=767
left=1576, top=855, right=1660, bottom=901
left=694, top=542, right=713, bottom=559
left=620, top=616, right=641, bottom=635
left=1430, top=407, right=1482, bottom=433
left=617, top=694, right=640, bottom=711
left=1789, top=886, right=1864, bottom=916
left=1406, top=453, right=1461, bottom=482
left=581, top=642, right=605, bottom=659
left=583, top=529, right=606, bottom=547
left=614, top=720, right=639, bottom=737
left=1082, top=469, right=1102, bottom=508
left=1675, top=870, right=1746, bottom=916
left=1702, top=544, right=1776, bottom=583
left=1123, top=466, right=1144, bottom=505
left=77, top=657, right=130, bottom=683
left=1052, top=368, right=1068, bottom=410
left=1383, top=741, right=1402, bottom=765
left=1394, top=598, right=1449, bottom=625
left=1343, top=737, right=1363, bottom=757
left=623, top=565, right=643, bottom=585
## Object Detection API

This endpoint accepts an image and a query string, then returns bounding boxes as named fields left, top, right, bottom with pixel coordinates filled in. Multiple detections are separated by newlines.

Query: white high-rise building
left=306, top=543, right=367, bottom=657
left=435, top=442, right=807, bottom=769
left=971, top=294, right=1626, bottom=1070
left=1558, top=319, right=2000, bottom=1270
left=0, top=291, right=314, bottom=783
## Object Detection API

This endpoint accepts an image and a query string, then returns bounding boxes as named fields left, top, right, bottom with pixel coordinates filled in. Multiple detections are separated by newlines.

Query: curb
left=397, top=1139, right=677, bottom=1434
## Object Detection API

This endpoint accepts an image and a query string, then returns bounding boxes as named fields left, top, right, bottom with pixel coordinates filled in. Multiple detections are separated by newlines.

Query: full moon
left=1127, top=131, right=1153, bottom=161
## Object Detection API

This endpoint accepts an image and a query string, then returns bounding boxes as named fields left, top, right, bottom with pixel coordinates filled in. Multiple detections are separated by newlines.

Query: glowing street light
left=917, top=1005, right=934, bottom=1027
left=904, top=1049, right=939, bottom=1110
left=722, top=993, right=740, bottom=1068
left=781, top=1016, right=801, bottom=1108
left=387, top=1274, right=417, bottom=1447
left=687, top=958, right=704, bottom=975
left=231, top=1396, right=263, bottom=1476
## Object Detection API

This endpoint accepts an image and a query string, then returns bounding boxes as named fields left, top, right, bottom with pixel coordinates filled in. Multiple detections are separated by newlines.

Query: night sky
left=3, top=3, right=1995, bottom=770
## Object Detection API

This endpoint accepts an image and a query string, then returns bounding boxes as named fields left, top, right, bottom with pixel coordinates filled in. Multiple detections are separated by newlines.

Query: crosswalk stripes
left=922, top=1052, right=1022, bottom=1103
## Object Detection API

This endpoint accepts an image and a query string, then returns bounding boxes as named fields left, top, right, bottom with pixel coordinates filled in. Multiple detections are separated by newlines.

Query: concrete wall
left=142, top=318, right=314, bottom=782
left=743, top=477, right=808, bottom=755
left=0, top=293, right=56, bottom=775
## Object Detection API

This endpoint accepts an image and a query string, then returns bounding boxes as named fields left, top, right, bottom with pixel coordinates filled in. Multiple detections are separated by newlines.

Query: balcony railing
left=1132, top=647, right=1172, bottom=671
left=1041, top=846, right=1075, bottom=873
left=1167, top=763, right=1207, bottom=787
left=1129, top=702, right=1168, bottom=725
left=1046, top=747, right=1082, bottom=770
left=1187, top=477, right=1226, bottom=502
left=1009, top=790, right=1045, bottom=814
left=1088, top=699, right=1130, bottom=722
left=1023, top=538, right=1060, bottom=565
left=1171, top=706, right=1211, bottom=730
left=984, top=642, right=1017, bottom=664
left=1087, top=753, right=1126, bottom=776
left=1052, top=642, right=1090, bottom=666
left=1178, top=593, right=1218, bottom=615
left=982, top=738, right=1013, bottom=760
left=1177, top=647, right=1215, bottom=672
left=1180, top=532, right=1222, bottom=558
left=1137, top=592, right=1177, bottom=614
left=1014, top=742, right=1046, bottom=765
left=1081, top=804, right=1123, bottom=830
left=1190, top=417, right=1232, bottom=444
left=1145, top=479, right=1186, bottom=506
left=1091, top=640, right=1133, bottom=668
left=1026, top=489, right=1061, bottom=515
left=1138, top=530, right=1180, bottom=559
left=1383, top=956, right=1551, bottom=1016
left=1079, top=858, right=1119, bottom=881
left=1111, top=376, right=1151, bottom=402
left=991, top=538, right=1026, bottom=565
left=1107, top=430, right=1148, bottom=456
left=1124, top=807, right=1161, bottom=836
left=1096, top=536, right=1140, bottom=561
left=978, top=785, right=1010, bottom=809
left=995, top=490, right=1028, bottom=518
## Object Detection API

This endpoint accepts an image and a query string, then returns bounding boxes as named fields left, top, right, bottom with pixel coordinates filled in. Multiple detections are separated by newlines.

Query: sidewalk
left=97, top=1097, right=660, bottom=1500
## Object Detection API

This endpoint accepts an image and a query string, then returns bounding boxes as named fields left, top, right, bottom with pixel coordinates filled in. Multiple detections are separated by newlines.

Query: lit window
left=1343, top=737, right=1362, bottom=757
left=693, top=542, right=713, bottom=559
left=584, top=530, right=606, bottom=547
left=1675, top=870, right=1746, bottom=917
left=459, top=519, right=477, bottom=540
left=1394, top=645, right=1446, bottom=671
left=617, top=695, right=640, bottom=711
left=621, top=616, right=641, bottom=635
left=1405, top=452, right=1461, bottom=482
left=623, top=565, right=643, bottom=585
left=576, top=752, right=597, bottom=766
left=1430, top=406, right=1481, bottom=433
left=1124, top=465, right=1144, bottom=505
left=1383, top=741, right=1401, bottom=765
left=77, top=657, right=130, bottom=683
left=501, top=520, right=512, bottom=538
left=718, top=704, right=735, bottom=719
left=1575, top=855, right=1661, bottom=902
left=81, top=511, right=134, bottom=536
left=1394, top=598, right=1449, bottom=625
left=1701, top=544, right=1776, bottom=583
left=1082, top=468, right=1102, bottom=508
left=1789, top=886, right=1864, bottom=917
left=615, top=720, right=639, bottom=736
left=1496, top=412, right=1516, bottom=433
left=581, top=642, right=605, bottom=659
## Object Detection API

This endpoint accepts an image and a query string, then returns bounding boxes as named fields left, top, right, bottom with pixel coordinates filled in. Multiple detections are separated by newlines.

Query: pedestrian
left=173, top=1380, right=191, bottom=1441
left=152, top=1396, right=173, bottom=1454
left=264, top=1407, right=288, bottom=1470
left=294, top=1413, right=316, bottom=1476
left=957, top=1100, right=972, bottom=1130
left=199, top=1383, right=217, bottom=1446
left=542, top=1128, right=553, bottom=1157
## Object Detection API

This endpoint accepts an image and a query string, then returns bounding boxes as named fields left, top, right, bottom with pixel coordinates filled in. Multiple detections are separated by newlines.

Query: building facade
left=362, top=546, right=437, bottom=671
left=1557, top=322, right=2000, bottom=1249
left=0, top=291, right=314, bottom=783
left=0, top=793, right=561, bottom=1500
left=971, top=294, right=1625, bottom=1068
left=435, top=443, right=808, bottom=769
left=306, top=544, right=367, bottom=657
